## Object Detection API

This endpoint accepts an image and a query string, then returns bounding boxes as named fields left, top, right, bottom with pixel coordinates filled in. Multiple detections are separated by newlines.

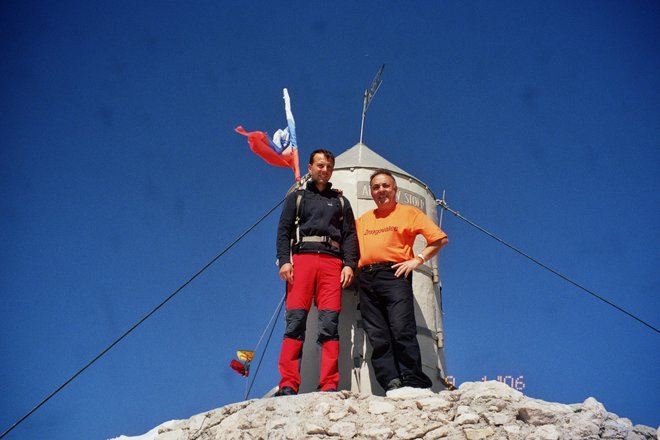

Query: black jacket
left=276, top=180, right=358, bottom=270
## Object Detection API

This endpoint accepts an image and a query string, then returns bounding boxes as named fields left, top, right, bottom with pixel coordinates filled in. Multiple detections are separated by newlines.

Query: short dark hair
left=369, top=168, right=396, bottom=185
left=309, top=149, right=335, bottom=165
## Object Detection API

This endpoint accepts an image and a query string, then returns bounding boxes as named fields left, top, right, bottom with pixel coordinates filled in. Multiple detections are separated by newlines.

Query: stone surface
left=385, top=386, right=436, bottom=400
left=367, top=399, right=397, bottom=415
left=110, top=381, right=658, bottom=440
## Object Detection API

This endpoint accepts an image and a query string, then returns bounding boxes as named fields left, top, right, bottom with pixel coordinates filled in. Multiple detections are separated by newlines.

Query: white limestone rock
left=517, top=398, right=574, bottom=426
left=361, top=425, right=394, bottom=440
left=527, top=424, right=561, bottom=440
left=423, top=425, right=451, bottom=439
left=327, top=421, right=357, bottom=437
left=417, top=396, right=453, bottom=412
left=601, top=418, right=633, bottom=439
left=455, top=405, right=481, bottom=425
left=627, top=425, right=658, bottom=440
left=367, top=399, right=396, bottom=415
left=458, top=380, right=523, bottom=403
left=482, top=411, right=513, bottom=426
left=463, top=426, right=495, bottom=440
left=110, top=382, right=657, bottom=440
left=502, top=424, right=522, bottom=440
left=386, top=386, right=436, bottom=400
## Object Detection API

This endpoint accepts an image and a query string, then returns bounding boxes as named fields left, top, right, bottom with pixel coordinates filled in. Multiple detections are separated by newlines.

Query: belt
left=361, top=262, right=396, bottom=272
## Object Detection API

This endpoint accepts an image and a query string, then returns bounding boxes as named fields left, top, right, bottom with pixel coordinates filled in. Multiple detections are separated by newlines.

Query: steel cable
left=437, top=199, right=659, bottom=334
left=1, top=196, right=286, bottom=439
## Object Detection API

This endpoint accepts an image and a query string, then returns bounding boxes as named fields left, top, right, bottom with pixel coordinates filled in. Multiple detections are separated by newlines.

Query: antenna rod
left=359, top=64, right=385, bottom=144
left=439, top=190, right=446, bottom=229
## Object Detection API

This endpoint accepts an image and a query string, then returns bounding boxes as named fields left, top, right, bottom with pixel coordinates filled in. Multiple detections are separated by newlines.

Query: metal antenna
left=359, top=64, right=385, bottom=144
left=439, top=190, right=446, bottom=229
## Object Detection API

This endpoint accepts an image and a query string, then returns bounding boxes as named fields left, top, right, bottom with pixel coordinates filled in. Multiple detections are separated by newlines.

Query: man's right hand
left=279, top=263, right=294, bottom=283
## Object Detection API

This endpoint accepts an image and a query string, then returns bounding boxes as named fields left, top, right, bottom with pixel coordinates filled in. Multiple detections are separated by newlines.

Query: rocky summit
left=112, top=381, right=658, bottom=440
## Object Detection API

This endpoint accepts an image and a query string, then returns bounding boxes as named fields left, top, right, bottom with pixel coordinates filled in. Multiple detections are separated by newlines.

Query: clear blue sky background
left=1, top=2, right=658, bottom=439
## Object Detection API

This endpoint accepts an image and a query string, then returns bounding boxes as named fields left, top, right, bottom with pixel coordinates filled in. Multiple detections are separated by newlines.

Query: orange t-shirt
left=356, top=203, right=447, bottom=268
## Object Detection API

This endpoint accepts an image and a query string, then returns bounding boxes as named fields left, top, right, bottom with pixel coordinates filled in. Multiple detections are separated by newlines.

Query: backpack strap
left=294, top=188, right=304, bottom=245
left=338, top=195, right=344, bottom=223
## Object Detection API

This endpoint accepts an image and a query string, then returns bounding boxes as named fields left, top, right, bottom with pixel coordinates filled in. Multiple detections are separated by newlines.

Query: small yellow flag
left=236, top=350, right=255, bottom=362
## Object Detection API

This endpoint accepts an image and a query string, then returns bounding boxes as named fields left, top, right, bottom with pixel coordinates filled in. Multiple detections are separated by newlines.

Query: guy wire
left=1, top=196, right=287, bottom=440
left=245, top=293, right=286, bottom=400
left=437, top=199, right=659, bottom=334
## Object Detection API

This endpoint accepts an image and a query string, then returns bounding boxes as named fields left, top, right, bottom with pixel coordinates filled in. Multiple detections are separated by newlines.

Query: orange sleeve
left=411, top=206, right=447, bottom=244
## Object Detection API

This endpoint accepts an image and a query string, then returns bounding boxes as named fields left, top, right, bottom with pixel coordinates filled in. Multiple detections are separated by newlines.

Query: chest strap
left=300, top=236, right=341, bottom=250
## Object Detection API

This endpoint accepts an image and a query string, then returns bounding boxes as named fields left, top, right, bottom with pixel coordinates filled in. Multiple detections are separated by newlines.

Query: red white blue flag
left=236, top=89, right=301, bottom=181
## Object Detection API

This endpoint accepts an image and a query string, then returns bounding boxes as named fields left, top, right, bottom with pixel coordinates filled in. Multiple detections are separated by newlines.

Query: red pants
left=278, top=253, right=342, bottom=392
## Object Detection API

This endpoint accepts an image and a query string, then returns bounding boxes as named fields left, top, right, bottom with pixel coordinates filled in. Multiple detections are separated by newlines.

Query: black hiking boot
left=274, top=386, right=297, bottom=397
left=386, top=378, right=403, bottom=391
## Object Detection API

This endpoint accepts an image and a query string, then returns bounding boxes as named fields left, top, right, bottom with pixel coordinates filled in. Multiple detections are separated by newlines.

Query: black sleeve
left=276, top=191, right=298, bottom=267
left=340, top=196, right=358, bottom=271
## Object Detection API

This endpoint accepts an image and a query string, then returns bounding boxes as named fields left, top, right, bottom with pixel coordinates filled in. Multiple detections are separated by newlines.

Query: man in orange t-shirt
left=356, top=169, right=448, bottom=392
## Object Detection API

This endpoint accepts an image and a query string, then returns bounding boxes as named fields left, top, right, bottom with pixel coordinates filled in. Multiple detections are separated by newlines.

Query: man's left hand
left=392, top=258, right=422, bottom=278
left=340, top=266, right=354, bottom=288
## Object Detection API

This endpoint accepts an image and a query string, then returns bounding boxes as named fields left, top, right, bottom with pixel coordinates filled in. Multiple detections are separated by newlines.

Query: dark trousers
left=358, top=265, right=432, bottom=390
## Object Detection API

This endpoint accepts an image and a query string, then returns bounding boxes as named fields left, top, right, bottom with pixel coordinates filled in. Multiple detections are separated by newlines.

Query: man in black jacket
left=274, top=149, right=358, bottom=396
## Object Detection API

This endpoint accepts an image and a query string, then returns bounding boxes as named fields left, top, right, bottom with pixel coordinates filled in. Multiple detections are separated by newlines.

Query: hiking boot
left=273, top=386, right=297, bottom=397
left=386, top=378, right=402, bottom=391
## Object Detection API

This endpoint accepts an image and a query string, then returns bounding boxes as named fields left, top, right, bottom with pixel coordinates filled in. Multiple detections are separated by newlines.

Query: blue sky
left=1, top=1, right=658, bottom=439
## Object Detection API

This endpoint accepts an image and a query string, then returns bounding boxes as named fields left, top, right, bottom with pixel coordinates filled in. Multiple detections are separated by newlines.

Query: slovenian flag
left=236, top=89, right=301, bottom=181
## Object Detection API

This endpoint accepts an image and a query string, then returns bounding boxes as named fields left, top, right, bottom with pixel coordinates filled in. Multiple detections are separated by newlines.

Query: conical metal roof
left=334, top=142, right=433, bottom=194
left=334, top=143, right=410, bottom=176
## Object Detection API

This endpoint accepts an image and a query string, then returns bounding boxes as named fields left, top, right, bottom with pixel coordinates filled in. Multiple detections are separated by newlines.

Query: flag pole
left=283, top=88, right=301, bottom=181
left=359, top=64, right=385, bottom=144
